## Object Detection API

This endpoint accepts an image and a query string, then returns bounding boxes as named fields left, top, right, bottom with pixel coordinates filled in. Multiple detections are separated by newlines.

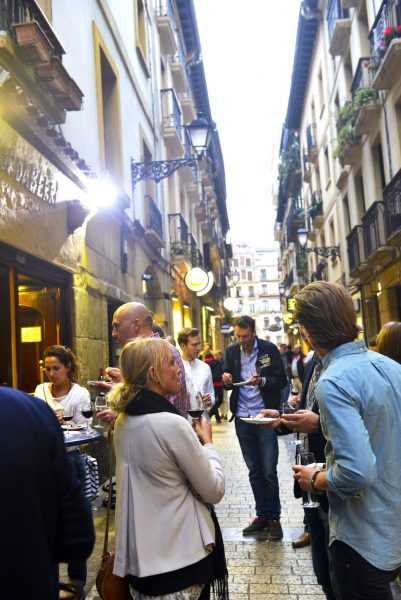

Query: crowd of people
left=1, top=282, right=401, bottom=599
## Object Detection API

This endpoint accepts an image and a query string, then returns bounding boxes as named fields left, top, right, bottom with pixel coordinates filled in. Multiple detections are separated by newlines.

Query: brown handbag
left=96, top=428, right=131, bottom=600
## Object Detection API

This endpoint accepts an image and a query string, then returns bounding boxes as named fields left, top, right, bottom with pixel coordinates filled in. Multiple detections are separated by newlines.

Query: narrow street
left=82, top=421, right=325, bottom=599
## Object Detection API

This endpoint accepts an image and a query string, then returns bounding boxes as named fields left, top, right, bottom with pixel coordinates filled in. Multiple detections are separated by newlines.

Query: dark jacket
left=204, top=355, right=223, bottom=387
left=0, top=387, right=95, bottom=600
left=223, top=337, right=287, bottom=420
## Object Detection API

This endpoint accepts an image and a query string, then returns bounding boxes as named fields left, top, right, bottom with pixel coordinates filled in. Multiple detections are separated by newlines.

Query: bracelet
left=310, top=470, right=322, bottom=494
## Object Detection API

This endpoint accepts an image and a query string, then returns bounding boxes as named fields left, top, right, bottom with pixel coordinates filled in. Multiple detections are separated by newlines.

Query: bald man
left=98, top=302, right=189, bottom=420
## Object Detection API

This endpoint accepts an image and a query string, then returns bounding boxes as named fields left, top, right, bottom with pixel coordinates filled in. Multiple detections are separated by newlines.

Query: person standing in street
left=289, top=344, right=305, bottom=392
left=204, top=351, right=224, bottom=423
left=278, top=343, right=291, bottom=404
left=222, top=316, right=287, bottom=538
left=292, top=281, right=401, bottom=600
left=178, top=328, right=215, bottom=413
left=0, top=386, right=95, bottom=600
left=97, top=302, right=189, bottom=421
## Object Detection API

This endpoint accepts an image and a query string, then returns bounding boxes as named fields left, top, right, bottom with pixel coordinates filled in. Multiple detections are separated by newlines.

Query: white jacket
left=113, top=411, right=225, bottom=578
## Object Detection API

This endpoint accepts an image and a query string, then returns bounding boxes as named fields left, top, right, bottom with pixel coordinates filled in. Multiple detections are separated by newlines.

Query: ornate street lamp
left=131, top=114, right=213, bottom=185
left=297, top=228, right=341, bottom=259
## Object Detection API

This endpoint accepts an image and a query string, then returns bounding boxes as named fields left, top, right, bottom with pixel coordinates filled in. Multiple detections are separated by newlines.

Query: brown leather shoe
left=292, top=531, right=310, bottom=548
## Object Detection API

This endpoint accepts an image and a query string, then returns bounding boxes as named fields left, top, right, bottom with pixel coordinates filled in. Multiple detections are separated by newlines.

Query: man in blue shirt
left=222, top=316, right=287, bottom=538
left=292, top=281, right=401, bottom=599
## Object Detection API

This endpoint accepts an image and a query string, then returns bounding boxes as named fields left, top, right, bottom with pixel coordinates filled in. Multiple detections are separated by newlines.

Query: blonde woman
left=109, top=337, right=228, bottom=600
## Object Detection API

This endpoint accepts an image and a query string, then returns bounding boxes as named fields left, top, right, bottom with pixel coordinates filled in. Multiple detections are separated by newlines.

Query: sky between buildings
left=194, top=0, right=300, bottom=247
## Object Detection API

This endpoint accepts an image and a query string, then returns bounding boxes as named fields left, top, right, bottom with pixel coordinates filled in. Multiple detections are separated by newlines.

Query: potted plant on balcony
left=353, top=86, right=380, bottom=135
left=333, top=102, right=361, bottom=166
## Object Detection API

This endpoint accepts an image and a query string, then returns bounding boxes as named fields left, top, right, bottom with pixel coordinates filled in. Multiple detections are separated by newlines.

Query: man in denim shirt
left=292, top=281, right=401, bottom=599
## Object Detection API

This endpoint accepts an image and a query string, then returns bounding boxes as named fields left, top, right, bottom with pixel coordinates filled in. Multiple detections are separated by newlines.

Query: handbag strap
left=102, top=422, right=116, bottom=556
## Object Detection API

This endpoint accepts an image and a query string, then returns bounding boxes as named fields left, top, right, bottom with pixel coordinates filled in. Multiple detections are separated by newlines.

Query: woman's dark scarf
left=126, top=390, right=229, bottom=599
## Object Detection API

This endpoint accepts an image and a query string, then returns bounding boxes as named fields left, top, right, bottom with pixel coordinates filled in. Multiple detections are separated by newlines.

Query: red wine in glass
left=63, top=415, right=73, bottom=422
left=188, top=410, right=203, bottom=418
left=82, top=409, right=94, bottom=419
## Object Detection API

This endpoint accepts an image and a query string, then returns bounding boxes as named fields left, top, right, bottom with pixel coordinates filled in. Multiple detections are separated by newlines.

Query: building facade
left=0, top=0, right=230, bottom=391
left=275, top=0, right=401, bottom=343
left=227, top=244, right=283, bottom=346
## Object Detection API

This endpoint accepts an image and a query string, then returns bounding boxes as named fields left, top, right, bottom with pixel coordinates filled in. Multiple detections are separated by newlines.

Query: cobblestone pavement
left=70, top=419, right=401, bottom=599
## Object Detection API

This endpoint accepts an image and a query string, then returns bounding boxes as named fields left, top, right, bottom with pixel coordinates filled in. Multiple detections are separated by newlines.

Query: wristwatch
left=310, top=470, right=323, bottom=494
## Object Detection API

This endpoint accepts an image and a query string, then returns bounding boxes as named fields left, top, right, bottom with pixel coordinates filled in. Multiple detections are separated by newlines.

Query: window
left=135, top=0, right=148, bottom=70
left=240, top=256, right=245, bottom=266
left=343, top=196, right=351, bottom=235
left=247, top=271, right=253, bottom=281
left=263, top=317, right=269, bottom=330
left=261, top=284, right=268, bottom=295
left=233, top=258, right=238, bottom=268
left=235, top=287, right=242, bottom=298
left=94, top=25, right=123, bottom=182
left=248, top=286, right=254, bottom=297
left=260, top=269, right=267, bottom=281
left=246, top=257, right=251, bottom=267
left=262, top=301, right=269, bottom=312
left=249, top=303, right=255, bottom=314
left=240, top=269, right=246, bottom=280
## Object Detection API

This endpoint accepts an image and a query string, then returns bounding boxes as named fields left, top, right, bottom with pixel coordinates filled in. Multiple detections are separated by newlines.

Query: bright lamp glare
left=85, top=177, right=119, bottom=209
left=185, top=267, right=209, bottom=292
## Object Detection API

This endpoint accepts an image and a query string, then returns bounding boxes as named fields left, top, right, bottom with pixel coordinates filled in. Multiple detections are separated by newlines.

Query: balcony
left=195, top=190, right=208, bottom=221
left=362, top=201, right=395, bottom=265
left=327, top=0, right=351, bottom=57
left=350, top=58, right=381, bottom=136
left=0, top=0, right=83, bottom=123
left=178, top=90, right=196, bottom=123
left=285, top=197, right=305, bottom=243
left=168, top=213, right=191, bottom=270
left=384, top=167, right=401, bottom=245
left=347, top=225, right=368, bottom=277
left=160, top=88, right=183, bottom=156
left=278, top=129, right=301, bottom=199
left=170, top=31, right=187, bottom=93
left=303, top=151, right=311, bottom=183
left=308, top=191, right=323, bottom=228
left=370, top=0, right=401, bottom=90
left=144, top=195, right=164, bottom=248
left=306, top=123, right=318, bottom=163
left=156, top=0, right=177, bottom=55
left=334, top=102, right=362, bottom=167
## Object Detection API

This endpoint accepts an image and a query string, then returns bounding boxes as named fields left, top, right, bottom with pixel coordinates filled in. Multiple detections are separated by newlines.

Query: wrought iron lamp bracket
left=131, top=157, right=198, bottom=185
left=305, top=246, right=341, bottom=259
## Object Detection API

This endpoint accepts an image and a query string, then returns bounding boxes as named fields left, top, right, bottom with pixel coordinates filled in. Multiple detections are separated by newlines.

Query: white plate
left=62, top=424, right=85, bottom=431
left=232, top=380, right=253, bottom=387
left=240, top=417, right=277, bottom=424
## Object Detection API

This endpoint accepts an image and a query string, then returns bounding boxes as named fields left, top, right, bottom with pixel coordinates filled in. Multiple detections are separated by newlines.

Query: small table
left=64, top=428, right=104, bottom=448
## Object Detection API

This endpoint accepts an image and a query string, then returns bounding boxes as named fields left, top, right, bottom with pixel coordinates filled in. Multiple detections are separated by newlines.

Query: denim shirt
left=316, top=340, right=401, bottom=570
left=236, top=339, right=265, bottom=417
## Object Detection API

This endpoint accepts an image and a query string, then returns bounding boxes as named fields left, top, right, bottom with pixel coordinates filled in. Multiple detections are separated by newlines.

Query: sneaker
left=268, top=519, right=283, bottom=540
left=242, top=517, right=269, bottom=535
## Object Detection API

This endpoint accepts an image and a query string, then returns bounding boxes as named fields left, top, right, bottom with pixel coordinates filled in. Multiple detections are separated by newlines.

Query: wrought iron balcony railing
left=327, top=0, right=350, bottom=43
left=369, top=0, right=400, bottom=58
left=168, top=213, right=188, bottom=255
left=161, top=88, right=182, bottom=139
left=145, top=195, right=163, bottom=240
left=351, top=57, right=373, bottom=97
left=362, top=201, right=387, bottom=257
left=347, top=225, right=364, bottom=273
left=384, top=167, right=401, bottom=240
left=306, top=123, right=317, bottom=159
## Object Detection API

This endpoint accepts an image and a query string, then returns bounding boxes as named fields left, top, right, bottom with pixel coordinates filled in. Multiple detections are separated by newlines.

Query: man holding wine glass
left=177, top=328, right=215, bottom=417
left=289, top=281, right=401, bottom=600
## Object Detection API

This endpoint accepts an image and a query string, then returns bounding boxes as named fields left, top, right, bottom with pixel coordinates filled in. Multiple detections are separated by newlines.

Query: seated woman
left=34, top=345, right=90, bottom=600
left=34, top=345, right=89, bottom=426
left=377, top=321, right=401, bottom=364
left=109, top=337, right=228, bottom=600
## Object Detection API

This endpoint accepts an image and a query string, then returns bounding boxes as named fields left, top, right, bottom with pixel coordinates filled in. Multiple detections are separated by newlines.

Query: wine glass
left=81, top=400, right=94, bottom=434
left=63, top=410, right=73, bottom=437
left=94, top=394, right=108, bottom=429
left=297, top=452, right=320, bottom=508
left=188, top=392, right=204, bottom=420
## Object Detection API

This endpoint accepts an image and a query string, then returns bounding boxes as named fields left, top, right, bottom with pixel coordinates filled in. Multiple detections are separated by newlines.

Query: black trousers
left=331, top=540, right=399, bottom=600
